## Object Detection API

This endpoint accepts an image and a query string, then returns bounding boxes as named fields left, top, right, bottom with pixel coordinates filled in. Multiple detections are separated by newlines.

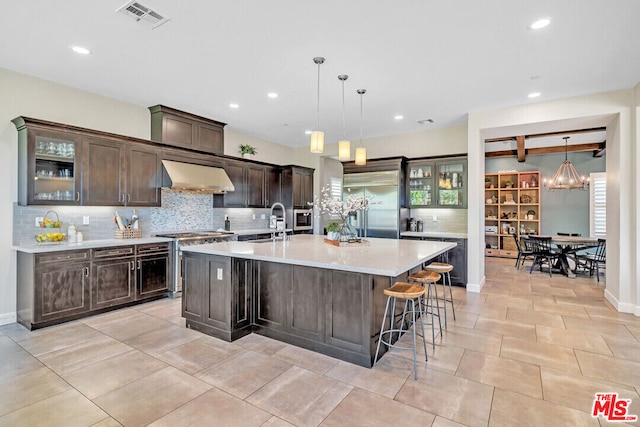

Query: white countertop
left=182, top=234, right=456, bottom=277
left=14, top=237, right=174, bottom=254
left=233, top=228, right=293, bottom=236
left=400, top=231, right=468, bottom=239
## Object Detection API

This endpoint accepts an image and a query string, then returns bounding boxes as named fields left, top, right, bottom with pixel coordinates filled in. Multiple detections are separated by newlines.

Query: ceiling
left=1, top=1, right=639, bottom=150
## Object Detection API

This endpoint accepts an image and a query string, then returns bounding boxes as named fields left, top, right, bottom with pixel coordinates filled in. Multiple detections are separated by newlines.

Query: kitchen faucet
left=270, top=202, right=286, bottom=241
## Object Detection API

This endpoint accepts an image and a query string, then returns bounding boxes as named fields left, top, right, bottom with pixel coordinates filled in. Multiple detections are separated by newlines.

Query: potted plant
left=239, top=144, right=257, bottom=158
left=485, top=177, right=491, bottom=188
left=326, top=221, right=341, bottom=241
left=505, top=180, right=514, bottom=188
left=527, top=210, right=536, bottom=220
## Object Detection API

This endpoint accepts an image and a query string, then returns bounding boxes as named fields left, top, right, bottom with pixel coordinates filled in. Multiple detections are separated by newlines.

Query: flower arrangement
left=311, top=186, right=374, bottom=241
left=311, top=185, right=372, bottom=222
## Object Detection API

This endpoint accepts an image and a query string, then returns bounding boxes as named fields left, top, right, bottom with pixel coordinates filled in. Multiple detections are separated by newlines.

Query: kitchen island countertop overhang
left=180, top=234, right=456, bottom=277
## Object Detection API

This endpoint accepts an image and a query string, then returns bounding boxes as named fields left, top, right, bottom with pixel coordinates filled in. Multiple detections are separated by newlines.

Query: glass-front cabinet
left=407, top=157, right=467, bottom=208
left=15, top=119, right=82, bottom=206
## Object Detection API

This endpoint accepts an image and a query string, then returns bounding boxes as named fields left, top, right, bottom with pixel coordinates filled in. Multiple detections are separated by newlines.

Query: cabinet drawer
left=137, top=243, right=170, bottom=255
left=485, top=248, right=499, bottom=256
left=501, top=250, right=518, bottom=258
left=93, top=246, right=135, bottom=258
left=36, top=250, right=89, bottom=265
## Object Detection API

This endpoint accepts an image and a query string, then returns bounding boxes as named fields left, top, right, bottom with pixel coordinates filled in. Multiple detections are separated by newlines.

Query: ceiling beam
left=516, top=135, right=525, bottom=162
left=484, top=127, right=607, bottom=143
left=485, top=142, right=606, bottom=158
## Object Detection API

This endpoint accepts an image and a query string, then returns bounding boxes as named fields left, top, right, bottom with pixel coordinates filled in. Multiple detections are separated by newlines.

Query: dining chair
left=512, top=233, right=535, bottom=270
left=576, top=238, right=606, bottom=281
left=528, top=236, right=559, bottom=277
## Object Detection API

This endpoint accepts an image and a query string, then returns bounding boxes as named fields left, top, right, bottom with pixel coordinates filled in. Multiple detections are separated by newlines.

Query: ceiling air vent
left=417, top=118, right=434, bottom=125
left=116, top=1, right=170, bottom=29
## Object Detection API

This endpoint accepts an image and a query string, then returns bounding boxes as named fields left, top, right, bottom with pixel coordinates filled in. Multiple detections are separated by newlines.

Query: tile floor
left=1, top=257, right=639, bottom=426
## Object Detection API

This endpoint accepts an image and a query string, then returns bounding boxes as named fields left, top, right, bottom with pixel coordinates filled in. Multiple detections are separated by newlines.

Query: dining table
left=527, top=235, right=599, bottom=278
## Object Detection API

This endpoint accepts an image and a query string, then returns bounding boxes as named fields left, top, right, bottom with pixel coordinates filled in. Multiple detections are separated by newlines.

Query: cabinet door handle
left=128, top=194, right=131, bottom=203
left=137, top=260, right=141, bottom=270
left=76, top=192, right=80, bottom=201
left=84, top=266, right=89, bottom=277
left=130, top=261, right=135, bottom=271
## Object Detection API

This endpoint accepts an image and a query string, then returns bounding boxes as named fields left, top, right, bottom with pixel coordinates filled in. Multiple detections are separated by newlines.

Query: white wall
left=467, top=89, right=637, bottom=314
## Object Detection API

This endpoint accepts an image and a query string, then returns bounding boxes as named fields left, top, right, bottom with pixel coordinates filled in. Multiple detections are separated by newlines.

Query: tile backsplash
left=407, top=208, right=467, bottom=234
left=13, top=189, right=275, bottom=246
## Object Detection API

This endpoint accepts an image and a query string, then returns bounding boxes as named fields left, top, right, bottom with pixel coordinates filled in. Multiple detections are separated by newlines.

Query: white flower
left=310, top=185, right=374, bottom=221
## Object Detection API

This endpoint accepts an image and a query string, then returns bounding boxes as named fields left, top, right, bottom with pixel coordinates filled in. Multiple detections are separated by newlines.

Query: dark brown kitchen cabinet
left=266, top=166, right=281, bottom=206
left=223, top=160, right=268, bottom=207
left=17, top=243, right=170, bottom=330
left=17, top=249, right=91, bottom=330
left=83, top=137, right=162, bottom=207
left=281, top=166, right=314, bottom=209
left=82, top=136, right=126, bottom=206
left=91, top=246, right=135, bottom=310
left=149, top=105, right=225, bottom=155
left=13, top=117, right=82, bottom=206
left=13, top=117, right=162, bottom=207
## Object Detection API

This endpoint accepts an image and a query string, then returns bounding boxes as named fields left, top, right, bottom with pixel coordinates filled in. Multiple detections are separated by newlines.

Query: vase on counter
left=337, top=220, right=358, bottom=242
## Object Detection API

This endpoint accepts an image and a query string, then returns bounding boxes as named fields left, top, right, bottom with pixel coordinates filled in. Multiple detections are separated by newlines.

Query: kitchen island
left=180, top=235, right=455, bottom=367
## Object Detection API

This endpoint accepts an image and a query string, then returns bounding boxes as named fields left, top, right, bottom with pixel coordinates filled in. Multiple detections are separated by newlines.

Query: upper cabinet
left=407, top=156, right=467, bottom=208
left=13, top=117, right=162, bottom=207
left=149, top=105, right=225, bottom=155
left=281, top=166, right=314, bottom=208
left=222, top=160, right=269, bottom=208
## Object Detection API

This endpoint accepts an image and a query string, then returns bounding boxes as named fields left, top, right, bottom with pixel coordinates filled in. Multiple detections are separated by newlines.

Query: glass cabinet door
left=408, top=162, right=434, bottom=207
left=31, top=130, right=81, bottom=205
left=436, top=159, right=467, bottom=208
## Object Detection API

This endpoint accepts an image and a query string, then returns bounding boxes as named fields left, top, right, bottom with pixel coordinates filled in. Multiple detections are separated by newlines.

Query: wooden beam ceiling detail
left=516, top=135, right=525, bottom=162
left=485, top=142, right=606, bottom=159
left=484, top=127, right=606, bottom=143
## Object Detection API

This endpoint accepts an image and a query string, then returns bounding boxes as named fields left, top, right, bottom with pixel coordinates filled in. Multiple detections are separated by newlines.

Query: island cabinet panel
left=204, top=257, right=232, bottom=330
left=254, top=261, right=290, bottom=330
left=232, top=259, right=252, bottom=331
left=288, top=266, right=327, bottom=341
left=182, top=255, right=208, bottom=323
left=324, top=270, right=371, bottom=354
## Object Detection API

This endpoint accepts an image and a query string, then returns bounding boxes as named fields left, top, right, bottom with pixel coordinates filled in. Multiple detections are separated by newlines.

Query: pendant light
left=310, top=57, right=325, bottom=153
left=337, top=74, right=351, bottom=160
left=543, top=136, right=588, bottom=190
left=355, top=89, right=367, bottom=165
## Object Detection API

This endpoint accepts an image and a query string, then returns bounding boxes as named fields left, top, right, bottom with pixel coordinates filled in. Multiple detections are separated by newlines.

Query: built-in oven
left=293, top=209, right=313, bottom=231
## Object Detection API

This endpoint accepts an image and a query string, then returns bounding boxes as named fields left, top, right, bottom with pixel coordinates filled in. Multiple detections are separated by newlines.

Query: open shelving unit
left=484, top=171, right=541, bottom=258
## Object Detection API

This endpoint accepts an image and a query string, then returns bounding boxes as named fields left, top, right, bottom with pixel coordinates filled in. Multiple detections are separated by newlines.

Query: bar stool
left=407, top=270, right=442, bottom=349
left=374, top=282, right=427, bottom=380
left=424, top=262, right=455, bottom=328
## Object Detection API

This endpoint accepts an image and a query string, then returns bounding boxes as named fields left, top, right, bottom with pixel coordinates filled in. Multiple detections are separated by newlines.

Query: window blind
left=590, top=172, right=606, bottom=238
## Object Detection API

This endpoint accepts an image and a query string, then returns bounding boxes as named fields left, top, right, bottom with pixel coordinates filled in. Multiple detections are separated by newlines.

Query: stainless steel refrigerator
left=343, top=170, right=408, bottom=239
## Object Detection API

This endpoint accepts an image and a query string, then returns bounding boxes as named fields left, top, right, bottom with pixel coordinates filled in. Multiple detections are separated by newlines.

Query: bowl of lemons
left=35, top=231, right=67, bottom=244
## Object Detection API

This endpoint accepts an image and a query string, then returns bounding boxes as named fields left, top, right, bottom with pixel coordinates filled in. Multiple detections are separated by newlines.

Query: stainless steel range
left=154, top=231, right=237, bottom=296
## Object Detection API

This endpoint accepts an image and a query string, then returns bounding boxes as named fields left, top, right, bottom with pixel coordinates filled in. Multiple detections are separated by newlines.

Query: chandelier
left=543, top=136, right=588, bottom=190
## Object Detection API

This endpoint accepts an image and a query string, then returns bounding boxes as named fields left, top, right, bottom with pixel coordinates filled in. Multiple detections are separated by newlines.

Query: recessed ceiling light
left=305, top=130, right=312, bottom=135
left=528, top=92, right=541, bottom=98
left=394, top=115, right=404, bottom=120
left=229, top=103, right=239, bottom=109
left=71, top=45, right=91, bottom=55
left=530, top=18, right=551, bottom=30
left=267, top=92, right=278, bottom=99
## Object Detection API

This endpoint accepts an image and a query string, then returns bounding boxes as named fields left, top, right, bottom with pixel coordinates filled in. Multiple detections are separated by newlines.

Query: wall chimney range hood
left=161, top=160, right=235, bottom=194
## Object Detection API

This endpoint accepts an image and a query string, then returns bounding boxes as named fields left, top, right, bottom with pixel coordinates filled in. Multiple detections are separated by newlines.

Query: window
left=590, top=172, right=606, bottom=238
left=330, top=176, right=342, bottom=199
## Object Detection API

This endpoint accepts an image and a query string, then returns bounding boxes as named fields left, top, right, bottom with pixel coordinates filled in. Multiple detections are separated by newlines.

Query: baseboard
left=466, top=276, right=486, bottom=293
left=604, top=289, right=640, bottom=316
left=0, top=311, right=17, bottom=326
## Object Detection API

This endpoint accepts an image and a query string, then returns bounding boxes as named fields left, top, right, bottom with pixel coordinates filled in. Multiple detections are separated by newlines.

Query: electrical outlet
left=217, top=268, right=223, bottom=280
left=35, top=216, right=43, bottom=227
left=83, top=216, right=90, bottom=225
left=261, top=214, right=266, bottom=219
left=432, top=215, right=438, bottom=222
left=252, top=214, right=256, bottom=220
